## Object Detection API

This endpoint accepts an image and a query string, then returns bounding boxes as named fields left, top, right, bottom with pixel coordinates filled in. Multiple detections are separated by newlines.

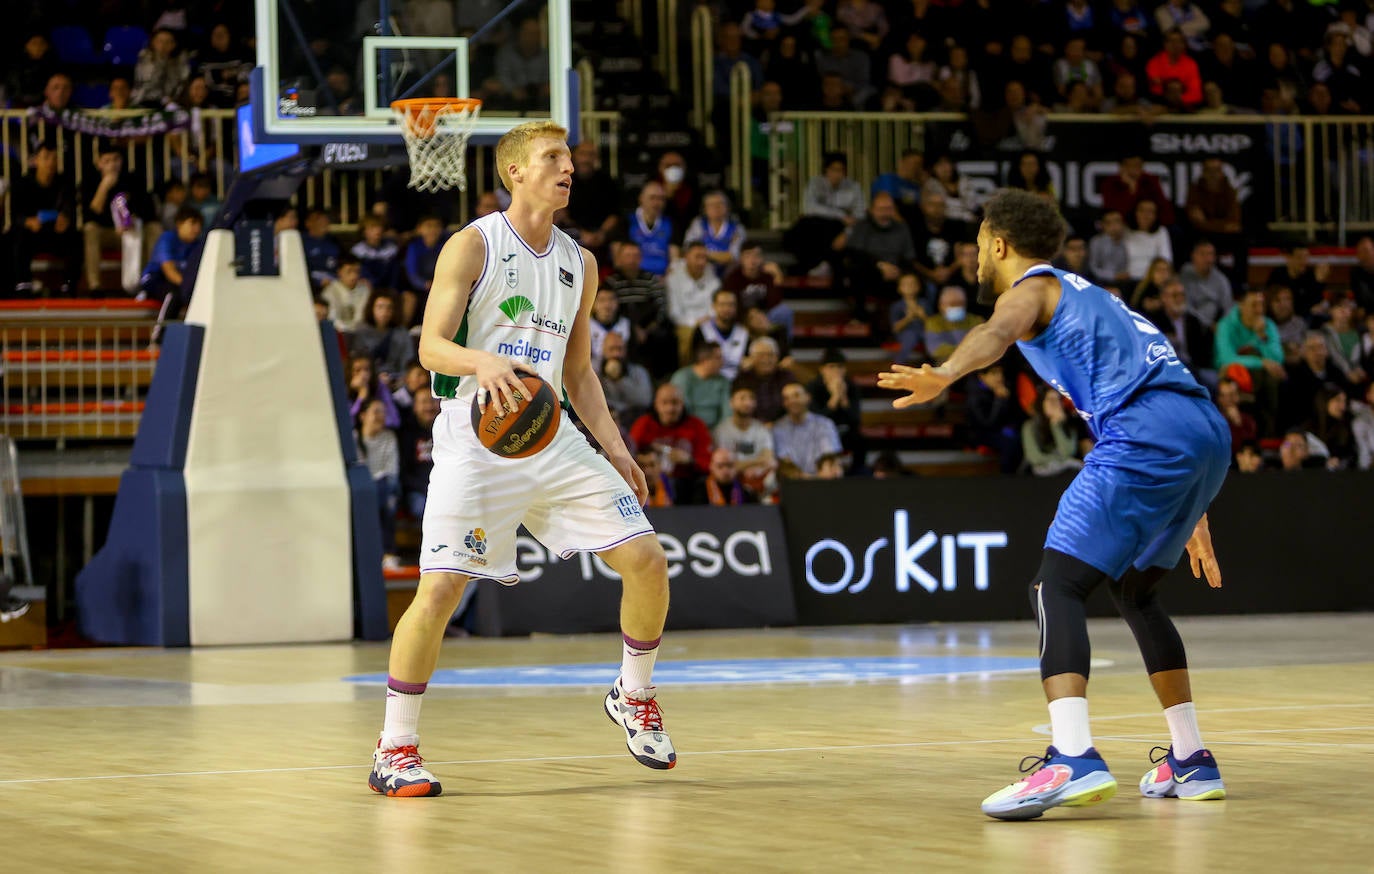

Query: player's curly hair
left=981, top=188, right=1068, bottom=261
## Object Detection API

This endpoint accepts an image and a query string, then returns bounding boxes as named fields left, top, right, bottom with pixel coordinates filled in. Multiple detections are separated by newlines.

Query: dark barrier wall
left=474, top=505, right=796, bottom=636
left=781, top=474, right=1374, bottom=627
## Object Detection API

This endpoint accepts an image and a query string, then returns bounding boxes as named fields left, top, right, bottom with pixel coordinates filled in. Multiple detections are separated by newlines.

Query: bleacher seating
left=50, top=25, right=100, bottom=66
left=0, top=299, right=162, bottom=441
left=101, top=25, right=148, bottom=67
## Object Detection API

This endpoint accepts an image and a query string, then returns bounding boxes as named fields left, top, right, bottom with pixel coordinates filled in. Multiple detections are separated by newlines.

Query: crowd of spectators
left=4, top=6, right=255, bottom=113
left=725, top=0, right=1372, bottom=124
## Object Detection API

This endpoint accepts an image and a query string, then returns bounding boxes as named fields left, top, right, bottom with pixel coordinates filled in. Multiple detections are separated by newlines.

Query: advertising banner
left=925, top=118, right=1270, bottom=221
left=474, top=505, right=796, bottom=636
left=781, top=474, right=1374, bottom=626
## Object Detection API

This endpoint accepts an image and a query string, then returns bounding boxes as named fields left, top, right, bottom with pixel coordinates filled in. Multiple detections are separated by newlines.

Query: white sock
left=1048, top=697, right=1094, bottom=756
left=382, top=678, right=426, bottom=746
left=620, top=633, right=660, bottom=691
left=1164, top=702, right=1204, bottom=759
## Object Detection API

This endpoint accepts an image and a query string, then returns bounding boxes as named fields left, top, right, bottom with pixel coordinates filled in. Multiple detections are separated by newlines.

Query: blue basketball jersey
left=1014, top=265, right=1207, bottom=440
left=629, top=209, right=672, bottom=276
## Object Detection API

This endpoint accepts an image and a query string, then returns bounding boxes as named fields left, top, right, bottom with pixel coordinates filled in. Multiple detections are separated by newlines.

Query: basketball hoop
left=390, top=97, right=482, bottom=193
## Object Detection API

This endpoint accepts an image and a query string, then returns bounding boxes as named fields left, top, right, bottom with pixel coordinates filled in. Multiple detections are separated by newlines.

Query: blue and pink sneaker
left=981, top=746, right=1119, bottom=820
left=1139, top=746, right=1226, bottom=800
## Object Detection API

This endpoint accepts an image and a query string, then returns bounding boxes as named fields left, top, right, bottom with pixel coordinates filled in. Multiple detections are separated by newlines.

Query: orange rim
left=391, top=97, right=481, bottom=138
left=390, top=97, right=482, bottom=113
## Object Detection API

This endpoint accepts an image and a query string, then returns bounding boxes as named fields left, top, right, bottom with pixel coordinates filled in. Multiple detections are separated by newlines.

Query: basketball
left=470, top=374, right=561, bottom=458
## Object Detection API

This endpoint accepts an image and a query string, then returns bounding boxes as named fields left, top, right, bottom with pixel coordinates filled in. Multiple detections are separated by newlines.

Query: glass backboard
left=251, top=0, right=573, bottom=144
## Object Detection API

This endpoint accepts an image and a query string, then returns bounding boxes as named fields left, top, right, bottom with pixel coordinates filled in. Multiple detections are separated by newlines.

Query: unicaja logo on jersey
left=499, top=296, right=535, bottom=322
left=498, top=296, right=570, bottom=337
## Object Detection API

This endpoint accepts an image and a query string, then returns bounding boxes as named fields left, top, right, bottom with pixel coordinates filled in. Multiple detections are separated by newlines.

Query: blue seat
left=103, top=25, right=149, bottom=67
left=51, top=25, right=100, bottom=66
left=74, top=82, right=110, bottom=108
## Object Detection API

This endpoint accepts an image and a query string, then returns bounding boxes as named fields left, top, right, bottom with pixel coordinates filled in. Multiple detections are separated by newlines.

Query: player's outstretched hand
left=474, top=353, right=534, bottom=413
left=876, top=363, right=955, bottom=408
left=1186, top=513, right=1222, bottom=588
left=609, top=450, right=650, bottom=506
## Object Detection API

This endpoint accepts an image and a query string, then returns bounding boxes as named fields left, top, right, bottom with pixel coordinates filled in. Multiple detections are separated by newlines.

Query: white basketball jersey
left=432, top=212, right=586, bottom=402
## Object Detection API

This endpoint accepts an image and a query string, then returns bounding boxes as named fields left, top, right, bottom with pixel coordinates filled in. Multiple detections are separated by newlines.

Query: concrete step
left=791, top=346, right=891, bottom=363
left=788, top=299, right=849, bottom=313
left=888, top=449, right=1001, bottom=478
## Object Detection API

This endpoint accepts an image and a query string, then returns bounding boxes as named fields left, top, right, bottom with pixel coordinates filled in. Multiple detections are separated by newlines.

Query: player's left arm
left=878, top=278, right=1047, bottom=408
left=564, top=246, right=650, bottom=503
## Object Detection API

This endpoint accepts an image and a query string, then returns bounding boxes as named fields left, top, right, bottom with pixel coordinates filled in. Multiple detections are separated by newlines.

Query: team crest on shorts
left=464, top=528, right=488, bottom=555
left=614, top=494, right=644, bottom=519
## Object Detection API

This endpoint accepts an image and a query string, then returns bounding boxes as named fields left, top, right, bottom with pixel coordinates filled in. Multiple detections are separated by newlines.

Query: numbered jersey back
left=1014, top=266, right=1207, bottom=437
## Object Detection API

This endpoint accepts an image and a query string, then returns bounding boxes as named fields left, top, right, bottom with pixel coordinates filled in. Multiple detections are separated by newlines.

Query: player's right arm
left=878, top=278, right=1048, bottom=408
left=418, top=227, right=529, bottom=411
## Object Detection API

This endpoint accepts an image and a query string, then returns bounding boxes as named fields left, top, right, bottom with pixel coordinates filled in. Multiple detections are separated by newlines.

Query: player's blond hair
left=495, top=121, right=570, bottom=192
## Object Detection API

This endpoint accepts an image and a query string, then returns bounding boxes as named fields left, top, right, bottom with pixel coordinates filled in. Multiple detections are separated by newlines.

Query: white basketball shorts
left=419, top=399, right=655, bottom=583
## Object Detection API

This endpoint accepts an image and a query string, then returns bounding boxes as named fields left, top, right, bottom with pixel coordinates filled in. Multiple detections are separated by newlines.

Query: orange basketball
left=470, top=374, right=561, bottom=458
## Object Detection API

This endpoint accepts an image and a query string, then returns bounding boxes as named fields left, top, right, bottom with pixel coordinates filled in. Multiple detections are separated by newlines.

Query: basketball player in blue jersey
left=368, top=122, right=676, bottom=797
left=879, top=189, right=1229, bottom=820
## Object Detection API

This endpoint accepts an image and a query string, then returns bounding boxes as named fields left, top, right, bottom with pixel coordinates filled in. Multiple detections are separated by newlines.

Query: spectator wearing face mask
left=655, top=151, right=699, bottom=242
left=923, top=286, right=984, bottom=365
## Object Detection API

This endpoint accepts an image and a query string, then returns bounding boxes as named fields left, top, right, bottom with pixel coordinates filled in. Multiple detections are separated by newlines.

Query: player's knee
left=1036, top=549, right=1106, bottom=602
left=412, top=573, right=468, bottom=618
left=1111, top=566, right=1167, bottom=610
left=1107, top=579, right=1143, bottom=613
left=603, top=534, right=668, bottom=585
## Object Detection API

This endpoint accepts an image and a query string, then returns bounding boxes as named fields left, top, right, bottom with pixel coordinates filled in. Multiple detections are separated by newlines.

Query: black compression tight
left=1029, top=549, right=1106, bottom=681
left=1108, top=565, right=1189, bottom=675
left=1029, top=550, right=1190, bottom=681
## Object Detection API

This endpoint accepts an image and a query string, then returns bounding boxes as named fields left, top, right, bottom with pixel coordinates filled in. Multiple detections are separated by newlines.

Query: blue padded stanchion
left=76, top=323, right=204, bottom=645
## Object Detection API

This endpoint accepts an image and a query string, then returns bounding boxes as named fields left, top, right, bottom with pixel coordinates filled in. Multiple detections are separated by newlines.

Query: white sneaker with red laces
left=604, top=678, right=677, bottom=770
left=369, top=736, right=442, bottom=797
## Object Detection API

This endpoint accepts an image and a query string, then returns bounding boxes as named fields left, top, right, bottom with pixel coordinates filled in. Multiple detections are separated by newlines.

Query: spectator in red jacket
left=1099, top=152, right=1175, bottom=227
left=1145, top=29, right=1203, bottom=107
left=629, top=382, right=714, bottom=499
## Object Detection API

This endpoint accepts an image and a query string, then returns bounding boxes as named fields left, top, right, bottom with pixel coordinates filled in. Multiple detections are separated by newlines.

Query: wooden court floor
left=1, top=613, right=1371, bottom=873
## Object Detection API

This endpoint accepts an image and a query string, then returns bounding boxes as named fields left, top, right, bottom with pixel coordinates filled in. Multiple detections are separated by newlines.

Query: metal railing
left=762, top=111, right=1374, bottom=241
left=1, top=108, right=234, bottom=229
left=1, top=318, right=158, bottom=440
left=618, top=0, right=643, bottom=40
left=658, top=0, right=681, bottom=95
left=2, top=104, right=624, bottom=231
left=728, top=62, right=753, bottom=213
left=689, top=4, right=713, bottom=146
left=764, top=111, right=952, bottom=228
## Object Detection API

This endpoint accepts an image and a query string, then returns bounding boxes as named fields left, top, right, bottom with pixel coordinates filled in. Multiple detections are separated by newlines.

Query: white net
left=391, top=99, right=482, bottom=193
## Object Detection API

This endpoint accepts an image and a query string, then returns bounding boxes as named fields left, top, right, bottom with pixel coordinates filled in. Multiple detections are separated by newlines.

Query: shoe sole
left=1141, top=777, right=1226, bottom=800
left=368, top=772, right=442, bottom=797
left=1178, top=784, right=1226, bottom=801
left=605, top=694, right=677, bottom=770
left=983, top=773, right=1118, bottom=821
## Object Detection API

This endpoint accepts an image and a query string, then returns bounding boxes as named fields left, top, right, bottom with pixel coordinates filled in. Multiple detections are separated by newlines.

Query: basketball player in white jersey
left=369, top=122, right=675, bottom=797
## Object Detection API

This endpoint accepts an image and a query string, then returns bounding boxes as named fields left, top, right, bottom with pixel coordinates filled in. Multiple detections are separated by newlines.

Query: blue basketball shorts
left=1045, top=390, right=1232, bottom=580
